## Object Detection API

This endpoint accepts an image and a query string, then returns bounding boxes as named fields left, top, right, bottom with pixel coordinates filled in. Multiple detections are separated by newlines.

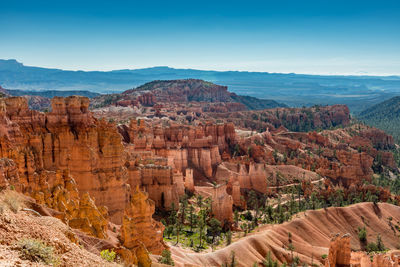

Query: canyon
left=0, top=79, right=399, bottom=266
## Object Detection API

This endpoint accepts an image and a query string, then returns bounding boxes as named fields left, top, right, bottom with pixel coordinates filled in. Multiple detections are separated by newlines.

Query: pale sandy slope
left=171, top=202, right=400, bottom=266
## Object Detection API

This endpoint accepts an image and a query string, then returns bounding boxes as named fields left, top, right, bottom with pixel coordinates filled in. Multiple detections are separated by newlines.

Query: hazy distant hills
left=1, top=59, right=400, bottom=112
left=4, top=89, right=99, bottom=98
left=358, top=96, right=400, bottom=142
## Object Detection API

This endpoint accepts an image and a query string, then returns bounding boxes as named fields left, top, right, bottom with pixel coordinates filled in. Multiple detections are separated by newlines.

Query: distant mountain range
left=1, top=59, right=400, bottom=112
left=2, top=89, right=99, bottom=98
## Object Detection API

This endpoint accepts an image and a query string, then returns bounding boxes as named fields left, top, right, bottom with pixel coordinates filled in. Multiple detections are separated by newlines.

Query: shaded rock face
left=0, top=158, right=19, bottom=189
left=137, top=92, right=156, bottom=106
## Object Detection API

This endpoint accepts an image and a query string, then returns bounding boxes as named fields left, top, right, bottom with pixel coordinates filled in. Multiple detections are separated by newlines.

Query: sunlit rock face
left=120, top=186, right=167, bottom=255
left=0, top=96, right=127, bottom=223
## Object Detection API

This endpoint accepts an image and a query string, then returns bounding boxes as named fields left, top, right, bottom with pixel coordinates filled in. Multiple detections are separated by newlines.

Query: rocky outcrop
left=325, top=233, right=400, bottom=267
left=317, top=151, right=374, bottom=186
left=0, top=158, right=19, bottom=189
left=0, top=96, right=169, bottom=262
left=32, top=169, right=109, bottom=239
left=184, top=168, right=195, bottom=192
left=195, top=184, right=233, bottom=225
left=359, top=128, right=395, bottom=150
left=128, top=163, right=181, bottom=209
left=215, top=162, right=320, bottom=194
left=207, top=104, right=351, bottom=132
left=211, top=184, right=233, bottom=224
left=137, top=92, right=156, bottom=106
left=0, top=96, right=128, bottom=224
left=202, top=102, right=247, bottom=112
left=327, top=235, right=400, bottom=267
left=91, top=79, right=284, bottom=111
left=325, top=234, right=351, bottom=267
left=0, top=157, right=109, bottom=239
left=120, top=186, right=167, bottom=255
left=118, top=119, right=237, bottom=212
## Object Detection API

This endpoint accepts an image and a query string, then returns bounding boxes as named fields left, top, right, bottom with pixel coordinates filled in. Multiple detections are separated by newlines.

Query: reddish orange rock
left=325, top=234, right=351, bottom=267
left=0, top=96, right=128, bottom=224
left=120, top=186, right=167, bottom=255
left=211, top=184, right=233, bottom=224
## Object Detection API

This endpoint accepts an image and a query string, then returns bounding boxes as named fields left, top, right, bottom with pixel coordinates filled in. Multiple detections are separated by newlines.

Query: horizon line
left=2, top=58, right=400, bottom=78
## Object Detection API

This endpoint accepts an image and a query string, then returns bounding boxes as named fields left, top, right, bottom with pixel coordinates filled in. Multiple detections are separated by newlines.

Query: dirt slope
left=0, top=190, right=120, bottom=267
left=171, top=202, right=400, bottom=266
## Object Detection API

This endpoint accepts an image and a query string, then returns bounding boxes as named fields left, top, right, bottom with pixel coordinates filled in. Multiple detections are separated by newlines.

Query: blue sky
left=1, top=0, right=399, bottom=75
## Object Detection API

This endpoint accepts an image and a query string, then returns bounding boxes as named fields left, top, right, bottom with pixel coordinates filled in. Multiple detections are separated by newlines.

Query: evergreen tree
left=226, top=229, right=232, bottom=246
left=377, top=234, right=385, bottom=251
left=262, top=251, right=278, bottom=267
left=175, top=219, right=182, bottom=245
left=179, top=195, right=188, bottom=224
left=209, top=218, right=222, bottom=245
left=160, top=249, right=175, bottom=266
left=234, top=210, right=240, bottom=228
left=188, top=204, right=196, bottom=232
left=198, top=209, right=206, bottom=248
left=165, top=225, right=174, bottom=239
left=197, top=195, right=204, bottom=210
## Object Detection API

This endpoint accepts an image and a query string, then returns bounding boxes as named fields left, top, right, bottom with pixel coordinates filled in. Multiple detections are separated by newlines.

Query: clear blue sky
left=1, top=0, right=399, bottom=75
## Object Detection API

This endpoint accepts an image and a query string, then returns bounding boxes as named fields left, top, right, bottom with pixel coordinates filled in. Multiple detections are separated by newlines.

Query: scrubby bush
left=366, top=242, right=379, bottom=253
left=18, top=238, right=58, bottom=265
left=100, top=249, right=116, bottom=262
left=366, top=234, right=386, bottom=253
left=159, top=249, right=174, bottom=266
left=358, top=226, right=367, bottom=242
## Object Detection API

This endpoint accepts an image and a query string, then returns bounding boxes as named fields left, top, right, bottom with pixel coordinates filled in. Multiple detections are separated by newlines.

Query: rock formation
left=327, top=235, right=400, bottom=267
left=211, top=184, right=233, bottom=224
left=0, top=96, right=166, bottom=263
left=32, top=169, right=109, bottom=239
left=325, top=234, right=351, bottom=267
left=0, top=96, right=127, bottom=223
left=120, top=186, right=167, bottom=260
left=0, top=93, right=398, bottom=266
left=92, top=79, right=285, bottom=111
left=207, top=104, right=351, bottom=132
